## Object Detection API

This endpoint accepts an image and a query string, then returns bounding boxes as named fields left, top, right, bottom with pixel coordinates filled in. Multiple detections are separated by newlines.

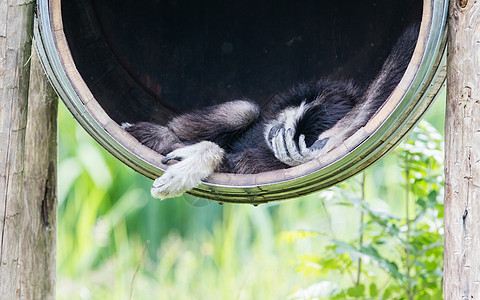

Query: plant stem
left=130, top=240, right=149, bottom=300
left=355, top=172, right=366, bottom=290
left=405, top=154, right=413, bottom=300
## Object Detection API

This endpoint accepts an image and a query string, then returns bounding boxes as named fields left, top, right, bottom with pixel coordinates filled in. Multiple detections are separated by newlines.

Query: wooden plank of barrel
left=35, top=0, right=447, bottom=203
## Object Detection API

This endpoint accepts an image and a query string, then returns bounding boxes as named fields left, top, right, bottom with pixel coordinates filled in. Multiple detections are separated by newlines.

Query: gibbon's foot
left=151, top=141, right=225, bottom=199
left=270, top=127, right=329, bottom=166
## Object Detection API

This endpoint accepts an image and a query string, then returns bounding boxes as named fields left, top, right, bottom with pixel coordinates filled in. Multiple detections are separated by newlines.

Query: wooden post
left=444, top=0, right=480, bottom=298
left=0, top=1, right=57, bottom=298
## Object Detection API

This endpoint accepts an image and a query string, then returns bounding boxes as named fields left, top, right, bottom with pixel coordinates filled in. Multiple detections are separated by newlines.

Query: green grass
left=57, top=91, right=445, bottom=299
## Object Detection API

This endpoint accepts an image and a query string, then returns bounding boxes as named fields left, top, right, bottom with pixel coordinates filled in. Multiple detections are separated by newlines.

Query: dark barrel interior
left=62, top=0, right=422, bottom=125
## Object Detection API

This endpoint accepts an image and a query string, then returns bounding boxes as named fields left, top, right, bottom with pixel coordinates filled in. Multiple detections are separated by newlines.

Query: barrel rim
left=35, top=0, right=448, bottom=203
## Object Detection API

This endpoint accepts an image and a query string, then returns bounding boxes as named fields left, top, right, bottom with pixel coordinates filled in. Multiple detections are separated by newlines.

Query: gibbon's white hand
left=270, top=127, right=327, bottom=167
left=150, top=141, right=224, bottom=199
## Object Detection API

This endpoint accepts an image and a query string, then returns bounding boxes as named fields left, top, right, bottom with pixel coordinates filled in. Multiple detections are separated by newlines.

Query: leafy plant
left=287, top=121, right=444, bottom=300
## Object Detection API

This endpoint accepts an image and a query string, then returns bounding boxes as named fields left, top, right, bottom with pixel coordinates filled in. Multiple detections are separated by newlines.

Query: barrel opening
left=62, top=0, right=423, bottom=126
left=41, top=0, right=449, bottom=202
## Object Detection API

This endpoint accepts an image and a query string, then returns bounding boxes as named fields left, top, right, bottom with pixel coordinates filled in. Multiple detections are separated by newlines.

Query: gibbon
left=124, top=24, right=419, bottom=199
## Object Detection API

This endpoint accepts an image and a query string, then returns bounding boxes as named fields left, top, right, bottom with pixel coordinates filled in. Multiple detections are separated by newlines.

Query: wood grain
left=444, top=0, right=480, bottom=298
left=0, top=0, right=57, bottom=297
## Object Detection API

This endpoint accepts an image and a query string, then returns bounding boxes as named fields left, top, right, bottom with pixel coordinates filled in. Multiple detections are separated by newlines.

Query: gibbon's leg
left=124, top=100, right=260, bottom=153
left=150, top=141, right=225, bottom=199
left=149, top=100, right=260, bottom=199
left=123, top=123, right=225, bottom=198
left=167, top=100, right=261, bottom=146
left=122, top=122, right=185, bottom=155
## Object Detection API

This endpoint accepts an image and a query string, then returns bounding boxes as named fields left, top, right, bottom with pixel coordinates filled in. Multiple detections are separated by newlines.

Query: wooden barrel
left=35, top=0, right=447, bottom=204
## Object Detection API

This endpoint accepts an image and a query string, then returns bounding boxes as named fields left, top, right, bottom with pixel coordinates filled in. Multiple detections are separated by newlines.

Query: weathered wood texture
left=0, top=0, right=57, bottom=298
left=444, top=0, right=480, bottom=298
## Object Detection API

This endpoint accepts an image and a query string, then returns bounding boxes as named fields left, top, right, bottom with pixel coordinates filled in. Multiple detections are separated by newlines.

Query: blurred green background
left=57, top=88, right=446, bottom=299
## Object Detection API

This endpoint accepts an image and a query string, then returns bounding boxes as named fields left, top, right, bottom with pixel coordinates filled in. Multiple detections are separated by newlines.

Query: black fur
left=125, top=24, right=419, bottom=175
left=270, top=79, right=364, bottom=147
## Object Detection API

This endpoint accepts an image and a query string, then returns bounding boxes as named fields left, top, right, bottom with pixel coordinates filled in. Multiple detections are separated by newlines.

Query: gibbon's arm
left=271, top=23, right=419, bottom=165
left=270, top=128, right=328, bottom=166
left=265, top=102, right=330, bottom=166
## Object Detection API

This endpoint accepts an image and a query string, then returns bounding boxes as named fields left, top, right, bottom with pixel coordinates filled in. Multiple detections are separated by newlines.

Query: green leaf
left=369, top=283, right=378, bottom=297
left=347, top=284, right=365, bottom=297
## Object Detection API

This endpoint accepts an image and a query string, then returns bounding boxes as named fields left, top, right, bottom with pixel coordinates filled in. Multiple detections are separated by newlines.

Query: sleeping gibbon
left=124, top=24, right=419, bottom=199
